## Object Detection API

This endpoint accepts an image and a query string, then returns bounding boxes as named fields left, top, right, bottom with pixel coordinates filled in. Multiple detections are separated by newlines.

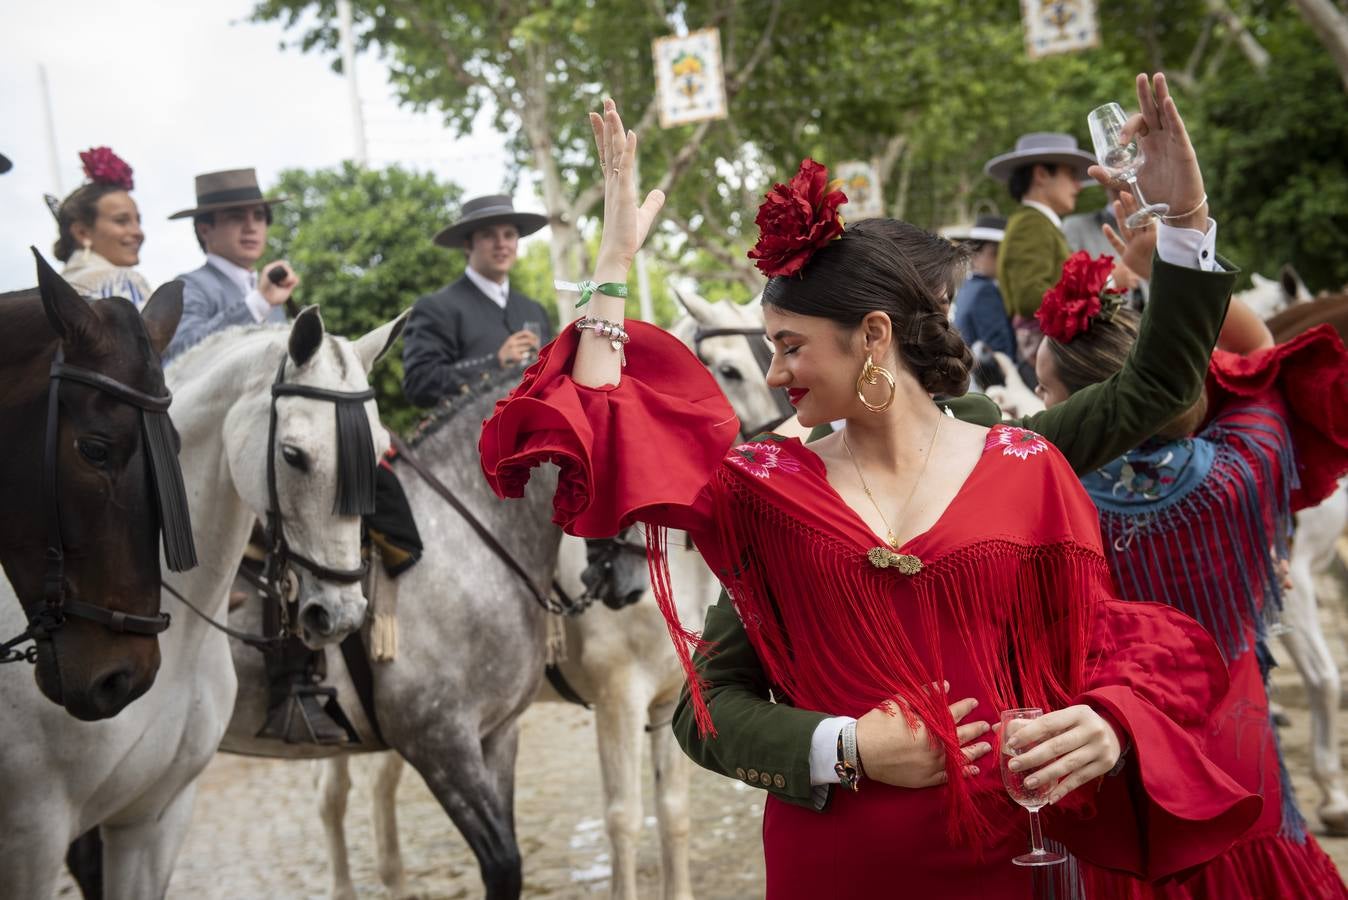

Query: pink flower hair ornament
left=79, top=147, right=134, bottom=191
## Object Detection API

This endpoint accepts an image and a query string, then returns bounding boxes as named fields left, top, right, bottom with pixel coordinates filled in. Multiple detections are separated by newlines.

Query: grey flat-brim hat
left=168, top=168, right=289, bottom=219
left=943, top=214, right=1007, bottom=244
left=433, top=194, right=548, bottom=248
left=984, top=133, right=1097, bottom=184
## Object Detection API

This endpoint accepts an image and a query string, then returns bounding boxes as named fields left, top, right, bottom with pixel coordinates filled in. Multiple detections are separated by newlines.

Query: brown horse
left=1267, top=288, right=1348, bottom=344
left=0, top=251, right=186, bottom=720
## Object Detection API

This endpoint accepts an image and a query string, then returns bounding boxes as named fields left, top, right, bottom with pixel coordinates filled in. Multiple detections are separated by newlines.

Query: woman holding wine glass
left=481, top=73, right=1261, bottom=898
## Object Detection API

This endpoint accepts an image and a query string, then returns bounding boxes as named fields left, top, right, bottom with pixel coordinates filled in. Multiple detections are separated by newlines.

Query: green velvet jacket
left=671, top=255, right=1239, bottom=810
left=998, top=204, right=1072, bottom=318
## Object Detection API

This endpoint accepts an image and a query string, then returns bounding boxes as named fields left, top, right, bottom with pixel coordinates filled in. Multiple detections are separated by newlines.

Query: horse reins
left=387, top=434, right=579, bottom=615
left=2, top=348, right=198, bottom=664
left=692, top=326, right=795, bottom=438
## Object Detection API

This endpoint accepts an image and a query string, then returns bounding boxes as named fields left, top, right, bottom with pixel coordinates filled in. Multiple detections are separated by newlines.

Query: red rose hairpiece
left=1035, top=251, right=1126, bottom=343
left=747, top=158, right=847, bottom=278
left=79, top=147, right=134, bottom=191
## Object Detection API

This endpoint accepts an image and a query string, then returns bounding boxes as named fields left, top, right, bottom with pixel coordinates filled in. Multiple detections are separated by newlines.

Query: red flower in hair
left=79, top=147, right=134, bottom=191
left=747, top=158, right=847, bottom=278
left=1036, top=251, right=1121, bottom=343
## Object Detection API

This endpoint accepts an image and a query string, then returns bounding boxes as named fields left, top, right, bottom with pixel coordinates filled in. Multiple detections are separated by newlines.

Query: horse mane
left=166, top=322, right=279, bottom=376
left=407, top=365, right=528, bottom=449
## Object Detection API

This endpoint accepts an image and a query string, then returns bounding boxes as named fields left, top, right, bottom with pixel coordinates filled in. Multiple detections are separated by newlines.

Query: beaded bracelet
left=574, top=316, right=630, bottom=366
left=1160, top=192, right=1208, bottom=223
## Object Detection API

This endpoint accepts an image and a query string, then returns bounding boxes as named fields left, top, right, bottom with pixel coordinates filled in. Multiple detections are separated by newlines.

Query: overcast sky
left=0, top=0, right=541, bottom=291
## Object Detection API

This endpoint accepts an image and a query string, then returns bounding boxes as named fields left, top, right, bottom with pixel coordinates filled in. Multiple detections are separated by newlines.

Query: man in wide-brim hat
left=984, top=133, right=1097, bottom=377
left=401, top=194, right=553, bottom=406
left=163, top=168, right=299, bottom=362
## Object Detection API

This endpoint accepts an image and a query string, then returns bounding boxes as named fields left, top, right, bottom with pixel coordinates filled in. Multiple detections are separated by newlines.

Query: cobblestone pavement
left=52, top=571, right=1348, bottom=899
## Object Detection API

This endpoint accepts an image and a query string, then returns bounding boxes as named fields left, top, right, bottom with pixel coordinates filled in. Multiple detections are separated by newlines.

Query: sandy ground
left=52, top=572, right=1348, bottom=899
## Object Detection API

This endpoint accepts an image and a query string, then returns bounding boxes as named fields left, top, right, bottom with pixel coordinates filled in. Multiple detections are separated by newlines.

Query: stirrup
left=257, top=682, right=359, bottom=746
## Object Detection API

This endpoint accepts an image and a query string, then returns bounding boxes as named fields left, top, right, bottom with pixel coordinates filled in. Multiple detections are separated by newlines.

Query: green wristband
left=556, top=279, right=629, bottom=309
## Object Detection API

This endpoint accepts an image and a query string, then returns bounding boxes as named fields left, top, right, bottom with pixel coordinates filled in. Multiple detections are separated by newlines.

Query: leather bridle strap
left=692, top=326, right=795, bottom=437
left=388, top=435, right=568, bottom=614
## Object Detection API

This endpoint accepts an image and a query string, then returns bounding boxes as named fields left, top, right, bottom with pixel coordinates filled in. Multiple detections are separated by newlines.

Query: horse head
left=222, top=307, right=407, bottom=647
left=669, top=286, right=790, bottom=440
left=1238, top=265, right=1312, bottom=321
left=0, top=250, right=185, bottom=720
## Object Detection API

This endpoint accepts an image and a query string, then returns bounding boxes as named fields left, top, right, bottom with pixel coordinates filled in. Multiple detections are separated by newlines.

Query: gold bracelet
left=1160, top=192, right=1208, bottom=223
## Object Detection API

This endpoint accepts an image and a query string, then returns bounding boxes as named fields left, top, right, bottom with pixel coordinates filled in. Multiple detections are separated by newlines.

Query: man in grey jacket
left=163, top=168, right=298, bottom=363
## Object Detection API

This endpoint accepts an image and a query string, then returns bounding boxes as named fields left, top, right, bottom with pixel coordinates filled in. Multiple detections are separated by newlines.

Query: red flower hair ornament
left=747, top=158, right=847, bottom=278
left=1035, top=251, right=1126, bottom=343
left=79, top=147, right=134, bottom=191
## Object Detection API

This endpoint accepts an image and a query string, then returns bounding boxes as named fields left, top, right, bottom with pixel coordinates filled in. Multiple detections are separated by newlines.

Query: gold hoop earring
left=856, top=353, right=896, bottom=413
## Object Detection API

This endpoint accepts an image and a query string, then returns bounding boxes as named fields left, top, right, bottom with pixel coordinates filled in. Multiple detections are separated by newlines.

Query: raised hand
left=1103, top=191, right=1157, bottom=282
left=589, top=98, right=666, bottom=278
left=1001, top=704, right=1123, bottom=805
left=1086, top=74, right=1207, bottom=230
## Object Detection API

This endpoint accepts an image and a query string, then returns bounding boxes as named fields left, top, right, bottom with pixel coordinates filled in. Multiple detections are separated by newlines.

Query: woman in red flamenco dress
left=481, top=79, right=1261, bottom=899
left=1035, top=233, right=1348, bottom=898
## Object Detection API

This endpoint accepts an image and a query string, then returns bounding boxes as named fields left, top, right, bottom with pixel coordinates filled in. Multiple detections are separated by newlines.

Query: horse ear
left=672, top=286, right=719, bottom=326
left=32, top=246, right=95, bottom=342
left=288, top=305, right=325, bottom=367
left=139, top=280, right=184, bottom=358
left=351, top=308, right=411, bottom=374
left=1281, top=264, right=1309, bottom=302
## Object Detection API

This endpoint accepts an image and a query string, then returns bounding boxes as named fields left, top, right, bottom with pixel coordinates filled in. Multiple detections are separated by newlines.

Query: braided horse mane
left=406, top=364, right=530, bottom=449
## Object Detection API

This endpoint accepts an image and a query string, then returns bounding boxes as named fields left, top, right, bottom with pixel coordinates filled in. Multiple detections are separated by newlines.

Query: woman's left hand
left=1002, top=704, right=1123, bottom=805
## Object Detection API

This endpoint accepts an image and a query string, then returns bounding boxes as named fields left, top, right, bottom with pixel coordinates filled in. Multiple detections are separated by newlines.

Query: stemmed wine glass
left=1000, top=707, right=1066, bottom=867
left=521, top=319, right=543, bottom=364
left=1087, top=102, right=1169, bottom=229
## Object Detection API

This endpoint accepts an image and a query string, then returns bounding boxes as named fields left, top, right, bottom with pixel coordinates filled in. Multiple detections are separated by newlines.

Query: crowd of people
left=26, top=68, right=1348, bottom=899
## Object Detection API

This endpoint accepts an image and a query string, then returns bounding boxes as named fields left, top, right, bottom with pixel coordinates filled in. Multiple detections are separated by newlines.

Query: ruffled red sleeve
left=1207, top=324, right=1348, bottom=511
left=479, top=320, right=739, bottom=538
left=1046, top=599, right=1261, bottom=883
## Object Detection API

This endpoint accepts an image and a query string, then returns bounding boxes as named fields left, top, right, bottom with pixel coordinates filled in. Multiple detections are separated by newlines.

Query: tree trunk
left=1205, top=0, right=1271, bottom=71
left=1292, top=0, right=1348, bottom=93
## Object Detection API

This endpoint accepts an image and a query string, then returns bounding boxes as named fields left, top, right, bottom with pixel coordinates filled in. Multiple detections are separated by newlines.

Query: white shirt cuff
left=243, top=288, right=273, bottom=323
left=1156, top=218, right=1218, bottom=272
left=809, top=715, right=855, bottom=785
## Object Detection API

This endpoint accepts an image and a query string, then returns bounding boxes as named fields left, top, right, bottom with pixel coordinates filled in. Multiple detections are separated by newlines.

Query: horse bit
left=2, top=348, right=197, bottom=664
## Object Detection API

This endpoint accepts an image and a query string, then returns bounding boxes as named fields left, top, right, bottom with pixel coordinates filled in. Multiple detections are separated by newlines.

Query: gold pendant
left=867, top=547, right=923, bottom=575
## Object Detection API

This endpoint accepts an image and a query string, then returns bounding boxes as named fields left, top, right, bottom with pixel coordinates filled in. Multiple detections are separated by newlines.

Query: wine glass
left=1087, top=102, right=1169, bottom=229
left=520, top=319, right=543, bottom=364
left=1000, top=707, right=1066, bottom=867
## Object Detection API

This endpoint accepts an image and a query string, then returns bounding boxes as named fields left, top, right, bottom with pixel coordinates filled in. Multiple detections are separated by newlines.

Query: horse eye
left=77, top=439, right=109, bottom=466
left=718, top=364, right=744, bottom=382
left=281, top=445, right=308, bottom=471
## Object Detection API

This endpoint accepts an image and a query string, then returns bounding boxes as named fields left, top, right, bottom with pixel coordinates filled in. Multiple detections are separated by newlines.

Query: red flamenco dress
left=481, top=322, right=1261, bottom=899
left=1080, top=325, right=1348, bottom=899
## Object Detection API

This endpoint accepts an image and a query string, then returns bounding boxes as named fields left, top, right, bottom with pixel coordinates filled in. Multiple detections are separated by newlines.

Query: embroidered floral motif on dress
left=986, top=426, right=1049, bottom=460
left=728, top=440, right=803, bottom=479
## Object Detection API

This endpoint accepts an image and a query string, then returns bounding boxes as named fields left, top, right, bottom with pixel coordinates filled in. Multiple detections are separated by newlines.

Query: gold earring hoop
left=856, top=353, right=896, bottom=413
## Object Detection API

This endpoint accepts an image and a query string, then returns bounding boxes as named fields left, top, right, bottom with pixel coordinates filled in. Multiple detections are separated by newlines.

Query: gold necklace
left=842, top=414, right=943, bottom=551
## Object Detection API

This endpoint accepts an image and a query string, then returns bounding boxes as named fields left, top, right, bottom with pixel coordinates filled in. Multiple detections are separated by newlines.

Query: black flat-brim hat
left=433, top=194, right=548, bottom=248
left=984, top=133, right=1097, bottom=184
left=0, top=152, right=12, bottom=175
left=167, top=168, right=289, bottom=219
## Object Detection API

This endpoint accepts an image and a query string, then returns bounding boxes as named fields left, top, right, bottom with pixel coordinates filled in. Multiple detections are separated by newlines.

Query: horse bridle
left=254, top=354, right=376, bottom=633
left=692, top=326, right=795, bottom=438
left=1, top=348, right=198, bottom=664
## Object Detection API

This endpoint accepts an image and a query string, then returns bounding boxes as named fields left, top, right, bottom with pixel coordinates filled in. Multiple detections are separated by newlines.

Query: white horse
left=316, top=289, right=783, bottom=900
left=0, top=309, right=401, bottom=899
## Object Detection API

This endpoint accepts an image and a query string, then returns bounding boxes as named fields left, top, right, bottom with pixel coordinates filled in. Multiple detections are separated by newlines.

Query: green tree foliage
left=263, top=162, right=466, bottom=434
left=1195, top=14, right=1348, bottom=290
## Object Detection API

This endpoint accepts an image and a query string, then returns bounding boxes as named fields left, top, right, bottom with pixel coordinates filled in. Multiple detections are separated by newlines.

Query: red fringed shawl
left=481, top=321, right=1259, bottom=889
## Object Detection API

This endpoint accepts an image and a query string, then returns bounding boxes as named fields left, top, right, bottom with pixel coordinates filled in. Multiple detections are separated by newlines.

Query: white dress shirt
left=465, top=265, right=510, bottom=309
left=206, top=253, right=273, bottom=323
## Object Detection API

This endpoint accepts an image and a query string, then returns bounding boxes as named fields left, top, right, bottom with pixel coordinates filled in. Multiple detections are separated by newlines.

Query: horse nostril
left=91, top=667, right=133, bottom=715
left=301, top=604, right=334, bottom=637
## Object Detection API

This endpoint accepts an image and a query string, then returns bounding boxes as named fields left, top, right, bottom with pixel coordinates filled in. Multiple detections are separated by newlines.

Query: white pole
left=38, top=64, right=63, bottom=195
left=632, top=154, right=654, bottom=322
left=337, top=0, right=368, bottom=165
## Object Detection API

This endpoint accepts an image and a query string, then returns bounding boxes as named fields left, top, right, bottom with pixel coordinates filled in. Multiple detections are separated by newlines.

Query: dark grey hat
left=983, top=133, right=1096, bottom=184
left=0, top=152, right=11, bottom=175
left=433, top=195, right=548, bottom=248
left=168, top=168, right=289, bottom=220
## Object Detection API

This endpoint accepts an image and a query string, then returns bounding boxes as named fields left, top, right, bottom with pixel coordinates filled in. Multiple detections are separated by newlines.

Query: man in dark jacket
left=402, top=195, right=552, bottom=406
